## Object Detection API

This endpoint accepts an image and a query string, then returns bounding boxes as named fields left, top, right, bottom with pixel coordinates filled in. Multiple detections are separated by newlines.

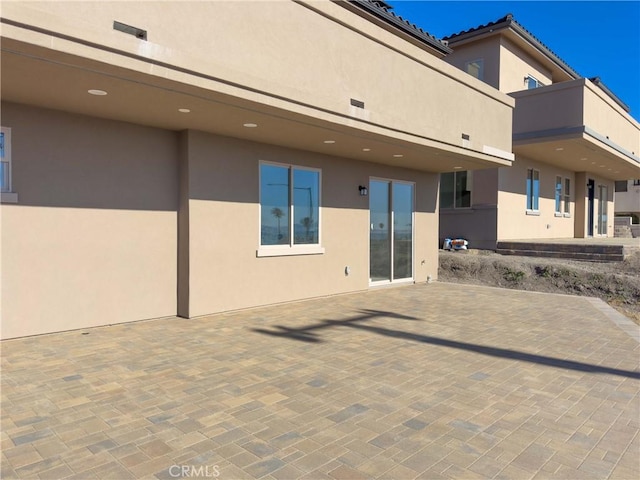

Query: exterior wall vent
left=350, top=98, right=365, bottom=109
left=113, top=21, right=147, bottom=40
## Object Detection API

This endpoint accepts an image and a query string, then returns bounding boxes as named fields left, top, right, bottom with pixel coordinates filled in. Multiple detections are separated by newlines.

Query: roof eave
left=345, top=0, right=452, bottom=55
left=446, top=17, right=580, bottom=82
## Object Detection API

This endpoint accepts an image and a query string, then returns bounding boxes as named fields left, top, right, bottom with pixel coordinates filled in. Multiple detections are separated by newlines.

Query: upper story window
left=634, top=179, right=640, bottom=186
left=258, top=162, right=323, bottom=257
left=465, top=59, right=484, bottom=81
left=1, top=127, right=11, bottom=193
left=441, top=171, right=472, bottom=209
left=525, top=75, right=543, bottom=89
left=526, top=168, right=540, bottom=212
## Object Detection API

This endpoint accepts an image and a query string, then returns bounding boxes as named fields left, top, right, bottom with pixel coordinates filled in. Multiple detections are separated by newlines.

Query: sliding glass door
left=369, top=180, right=414, bottom=284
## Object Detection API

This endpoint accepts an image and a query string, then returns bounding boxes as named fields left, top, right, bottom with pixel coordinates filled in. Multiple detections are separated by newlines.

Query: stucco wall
left=181, top=131, right=439, bottom=318
left=499, top=37, right=553, bottom=93
left=615, top=181, right=640, bottom=215
left=0, top=103, right=178, bottom=339
left=1, top=0, right=513, bottom=157
left=443, top=37, right=501, bottom=89
left=497, top=157, right=576, bottom=240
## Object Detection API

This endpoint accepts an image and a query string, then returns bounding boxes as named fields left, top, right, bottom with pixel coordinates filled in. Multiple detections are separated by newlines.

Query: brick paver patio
left=2, top=283, right=639, bottom=479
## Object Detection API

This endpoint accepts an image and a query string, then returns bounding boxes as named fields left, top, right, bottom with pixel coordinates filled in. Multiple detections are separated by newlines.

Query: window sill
left=525, top=210, right=540, bottom=216
left=1, top=192, right=18, bottom=203
left=563, top=213, right=571, bottom=218
left=257, top=245, right=325, bottom=257
left=554, top=212, right=563, bottom=217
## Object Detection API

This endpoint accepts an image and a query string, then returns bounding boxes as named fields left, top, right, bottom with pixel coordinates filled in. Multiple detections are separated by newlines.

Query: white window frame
left=526, top=75, right=543, bottom=89
left=563, top=178, right=571, bottom=216
left=554, top=175, right=563, bottom=214
left=465, top=59, right=484, bottom=81
left=1, top=126, right=17, bottom=203
left=526, top=168, right=540, bottom=214
left=257, top=161, right=324, bottom=257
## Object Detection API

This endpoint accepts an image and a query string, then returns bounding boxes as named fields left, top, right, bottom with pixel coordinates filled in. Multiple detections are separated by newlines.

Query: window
left=259, top=162, right=322, bottom=256
left=0, top=126, right=17, bottom=203
left=555, top=176, right=562, bottom=213
left=465, top=59, right=484, bottom=80
left=555, top=177, right=571, bottom=215
left=563, top=178, right=571, bottom=215
left=440, top=171, right=472, bottom=209
left=526, top=75, right=543, bottom=89
left=615, top=180, right=628, bottom=192
left=1, top=127, right=11, bottom=193
left=526, top=168, right=540, bottom=211
left=634, top=179, right=640, bottom=186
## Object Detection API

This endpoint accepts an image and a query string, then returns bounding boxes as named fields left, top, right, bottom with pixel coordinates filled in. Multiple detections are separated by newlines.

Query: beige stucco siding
left=499, top=37, right=552, bottom=93
left=183, top=132, right=439, bottom=318
left=497, top=157, right=576, bottom=240
left=0, top=103, right=178, bottom=339
left=444, top=37, right=501, bottom=89
left=1, top=0, right=513, bottom=158
left=582, top=81, right=640, bottom=157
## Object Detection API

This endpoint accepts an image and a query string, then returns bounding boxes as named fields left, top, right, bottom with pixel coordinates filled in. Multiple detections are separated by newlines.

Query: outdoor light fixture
left=359, top=185, right=368, bottom=196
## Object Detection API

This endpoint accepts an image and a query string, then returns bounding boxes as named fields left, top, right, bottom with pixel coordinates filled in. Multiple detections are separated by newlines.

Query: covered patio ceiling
left=1, top=37, right=512, bottom=174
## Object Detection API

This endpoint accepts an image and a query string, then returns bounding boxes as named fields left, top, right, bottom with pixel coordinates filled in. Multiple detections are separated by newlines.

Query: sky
left=387, top=1, right=640, bottom=120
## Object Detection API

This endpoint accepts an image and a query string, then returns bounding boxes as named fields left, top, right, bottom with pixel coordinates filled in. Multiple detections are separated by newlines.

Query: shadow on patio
left=252, top=309, right=640, bottom=380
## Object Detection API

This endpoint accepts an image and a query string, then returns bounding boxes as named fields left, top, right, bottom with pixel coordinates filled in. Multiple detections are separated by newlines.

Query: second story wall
left=499, top=37, right=553, bottom=93
left=443, top=37, right=500, bottom=89
left=1, top=0, right=514, bottom=159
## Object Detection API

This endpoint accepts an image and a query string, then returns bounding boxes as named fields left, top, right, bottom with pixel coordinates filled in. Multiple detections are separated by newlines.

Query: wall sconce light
left=359, top=185, right=368, bottom=196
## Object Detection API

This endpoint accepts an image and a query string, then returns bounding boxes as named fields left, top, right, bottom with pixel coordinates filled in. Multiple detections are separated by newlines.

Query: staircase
left=495, top=241, right=629, bottom=262
left=614, top=224, right=633, bottom=238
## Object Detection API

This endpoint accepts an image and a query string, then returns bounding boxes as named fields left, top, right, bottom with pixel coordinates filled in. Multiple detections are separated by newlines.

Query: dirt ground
left=438, top=249, right=640, bottom=324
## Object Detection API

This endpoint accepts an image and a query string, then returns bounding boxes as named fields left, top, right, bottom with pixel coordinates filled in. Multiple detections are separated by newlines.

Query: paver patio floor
left=2, top=283, right=639, bottom=479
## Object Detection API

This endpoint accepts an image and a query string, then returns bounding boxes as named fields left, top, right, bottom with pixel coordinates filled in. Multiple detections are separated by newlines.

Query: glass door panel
left=369, top=181, right=391, bottom=282
left=598, top=185, right=608, bottom=235
left=393, top=183, right=413, bottom=280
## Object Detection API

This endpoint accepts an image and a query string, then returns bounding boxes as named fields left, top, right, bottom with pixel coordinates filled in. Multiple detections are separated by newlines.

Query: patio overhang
left=0, top=25, right=513, bottom=174
left=511, top=79, right=640, bottom=180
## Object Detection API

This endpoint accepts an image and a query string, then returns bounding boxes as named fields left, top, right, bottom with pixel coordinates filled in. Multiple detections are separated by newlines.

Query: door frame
left=368, top=177, right=415, bottom=286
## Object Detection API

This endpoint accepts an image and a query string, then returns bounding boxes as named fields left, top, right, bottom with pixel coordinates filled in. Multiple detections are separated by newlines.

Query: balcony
left=0, top=0, right=514, bottom=173
left=510, top=78, right=640, bottom=180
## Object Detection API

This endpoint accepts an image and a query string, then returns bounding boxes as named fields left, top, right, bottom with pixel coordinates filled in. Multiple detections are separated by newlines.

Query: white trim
left=258, top=160, right=322, bottom=252
left=256, top=245, right=325, bottom=257
left=368, top=177, right=415, bottom=285
left=526, top=210, right=540, bottom=216
left=482, top=145, right=514, bottom=161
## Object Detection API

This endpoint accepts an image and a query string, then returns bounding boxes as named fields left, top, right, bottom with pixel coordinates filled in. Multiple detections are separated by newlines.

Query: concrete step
left=614, top=226, right=633, bottom=238
left=495, top=241, right=626, bottom=262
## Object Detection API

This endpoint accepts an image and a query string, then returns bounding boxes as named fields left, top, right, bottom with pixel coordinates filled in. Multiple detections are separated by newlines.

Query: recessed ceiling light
left=88, top=89, right=107, bottom=96
left=243, top=123, right=258, bottom=128
left=453, top=166, right=462, bottom=169
left=555, top=147, right=564, bottom=151
left=607, top=168, right=612, bottom=171
left=591, top=162, right=596, bottom=164
left=615, top=171, right=620, bottom=173
left=178, top=108, right=191, bottom=113
left=362, top=148, right=371, bottom=152
left=580, top=157, right=587, bottom=161
left=599, top=165, right=605, bottom=167
left=323, top=140, right=335, bottom=144
left=393, top=154, right=403, bottom=158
